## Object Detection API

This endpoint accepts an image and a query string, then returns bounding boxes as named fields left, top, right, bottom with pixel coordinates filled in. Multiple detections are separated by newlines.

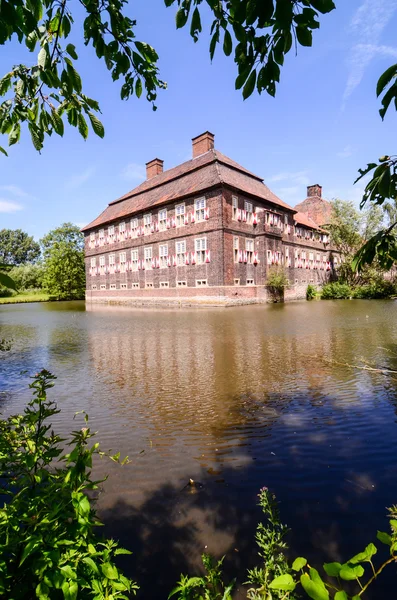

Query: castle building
left=82, top=132, right=337, bottom=305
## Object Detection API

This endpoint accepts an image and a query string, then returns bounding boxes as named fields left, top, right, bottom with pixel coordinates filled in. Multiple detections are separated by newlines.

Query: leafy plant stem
left=358, top=556, right=396, bottom=596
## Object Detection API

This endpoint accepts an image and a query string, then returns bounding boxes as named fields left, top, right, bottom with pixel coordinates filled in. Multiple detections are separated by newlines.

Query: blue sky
left=1, top=0, right=397, bottom=240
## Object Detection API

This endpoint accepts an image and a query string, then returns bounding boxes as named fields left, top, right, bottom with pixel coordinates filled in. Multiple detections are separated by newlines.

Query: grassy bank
left=0, top=292, right=50, bottom=305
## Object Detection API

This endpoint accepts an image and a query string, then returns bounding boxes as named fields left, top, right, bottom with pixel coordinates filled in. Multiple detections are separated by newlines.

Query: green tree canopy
left=40, top=222, right=85, bottom=300
left=0, top=0, right=335, bottom=154
left=0, top=228, right=40, bottom=265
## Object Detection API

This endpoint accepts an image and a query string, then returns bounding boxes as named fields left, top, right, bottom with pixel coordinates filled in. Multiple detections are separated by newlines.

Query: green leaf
left=82, top=556, right=99, bottom=574
left=8, top=122, right=20, bottom=146
left=176, top=8, right=188, bottom=29
left=0, top=272, right=17, bottom=290
left=334, top=592, right=348, bottom=600
left=223, top=29, right=232, bottom=56
left=377, top=530, right=392, bottom=546
left=38, top=46, right=48, bottom=69
left=339, top=564, right=364, bottom=581
left=296, top=26, right=312, bottom=47
left=243, top=70, right=256, bottom=99
left=190, top=7, right=202, bottom=42
left=376, top=64, right=397, bottom=96
left=135, top=78, right=142, bottom=98
left=51, top=110, right=64, bottom=136
left=19, top=538, right=39, bottom=565
left=269, top=573, right=296, bottom=591
left=88, top=112, right=105, bottom=138
left=292, top=557, right=307, bottom=571
left=60, top=565, right=77, bottom=580
left=323, top=562, right=342, bottom=577
left=101, top=562, right=118, bottom=580
left=349, top=543, right=377, bottom=564
left=300, top=574, right=329, bottom=600
left=67, top=63, right=82, bottom=93
left=114, top=548, right=133, bottom=555
left=66, top=44, right=78, bottom=60
left=77, top=114, right=89, bottom=140
left=0, top=146, right=8, bottom=157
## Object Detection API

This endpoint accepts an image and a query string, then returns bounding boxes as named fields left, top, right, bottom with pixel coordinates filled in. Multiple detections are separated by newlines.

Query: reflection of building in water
left=82, top=132, right=339, bottom=305
left=86, top=303, right=394, bottom=445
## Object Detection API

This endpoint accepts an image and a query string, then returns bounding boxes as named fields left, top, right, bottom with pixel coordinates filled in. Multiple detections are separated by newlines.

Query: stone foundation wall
left=85, top=282, right=313, bottom=307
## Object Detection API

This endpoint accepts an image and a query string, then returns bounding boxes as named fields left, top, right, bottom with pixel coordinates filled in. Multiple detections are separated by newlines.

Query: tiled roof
left=294, top=211, right=326, bottom=232
left=294, top=196, right=332, bottom=227
left=82, top=149, right=293, bottom=231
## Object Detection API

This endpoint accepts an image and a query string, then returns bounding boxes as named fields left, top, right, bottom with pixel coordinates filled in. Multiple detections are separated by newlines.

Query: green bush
left=321, top=282, right=352, bottom=300
left=306, top=284, right=317, bottom=301
left=0, top=287, right=15, bottom=298
left=172, top=487, right=397, bottom=600
left=266, top=267, right=289, bottom=301
left=8, top=263, right=45, bottom=291
left=0, top=370, right=137, bottom=599
left=353, top=280, right=396, bottom=299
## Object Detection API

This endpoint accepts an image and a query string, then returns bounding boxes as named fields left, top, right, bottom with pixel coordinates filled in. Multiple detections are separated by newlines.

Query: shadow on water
left=98, top=389, right=397, bottom=599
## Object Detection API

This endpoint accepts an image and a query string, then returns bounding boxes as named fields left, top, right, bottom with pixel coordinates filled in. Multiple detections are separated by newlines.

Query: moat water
left=1, top=300, right=397, bottom=598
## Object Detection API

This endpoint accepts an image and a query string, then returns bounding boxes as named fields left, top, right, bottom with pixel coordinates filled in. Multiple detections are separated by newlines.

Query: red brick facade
left=83, top=134, right=337, bottom=305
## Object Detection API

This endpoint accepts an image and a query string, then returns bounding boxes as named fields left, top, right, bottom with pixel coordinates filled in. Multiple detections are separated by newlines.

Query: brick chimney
left=192, top=131, right=215, bottom=158
left=146, top=158, right=164, bottom=180
left=307, top=184, right=322, bottom=198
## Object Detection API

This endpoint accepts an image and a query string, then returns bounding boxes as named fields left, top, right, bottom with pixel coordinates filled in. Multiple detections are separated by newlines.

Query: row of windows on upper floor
left=89, top=238, right=210, bottom=273
left=89, top=198, right=209, bottom=247
left=88, top=194, right=329, bottom=248
left=231, top=196, right=329, bottom=243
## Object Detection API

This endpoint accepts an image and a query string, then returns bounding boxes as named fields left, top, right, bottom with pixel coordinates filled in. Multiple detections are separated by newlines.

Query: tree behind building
left=41, top=223, right=85, bottom=300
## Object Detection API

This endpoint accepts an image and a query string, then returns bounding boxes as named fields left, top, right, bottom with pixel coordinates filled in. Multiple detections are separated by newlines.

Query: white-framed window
left=244, top=201, right=253, bottom=223
left=131, top=249, right=139, bottom=271
left=232, top=196, right=238, bottom=220
left=195, top=197, right=206, bottom=221
left=160, top=281, right=169, bottom=288
left=196, top=279, right=208, bottom=287
left=144, top=213, right=152, bottom=234
left=99, top=255, right=105, bottom=267
left=99, top=229, right=105, bottom=242
left=233, top=237, right=239, bottom=263
left=110, top=284, right=117, bottom=290
left=247, top=279, right=254, bottom=285
left=159, top=244, right=168, bottom=268
left=245, top=238, right=254, bottom=264
left=234, top=278, right=240, bottom=286
left=119, top=251, right=127, bottom=272
left=119, top=222, right=126, bottom=233
left=144, top=246, right=152, bottom=270
left=120, top=283, right=127, bottom=289
left=90, top=257, right=96, bottom=267
left=109, top=254, right=115, bottom=266
left=90, top=231, right=95, bottom=242
left=195, top=237, right=207, bottom=264
left=131, top=218, right=139, bottom=237
left=267, top=250, right=272, bottom=264
left=132, top=282, right=139, bottom=288
left=91, top=284, right=97, bottom=290
left=100, top=284, right=106, bottom=290
left=177, top=280, right=187, bottom=287
left=145, top=282, right=154, bottom=289
left=175, top=203, right=185, bottom=227
left=108, top=225, right=115, bottom=240
left=158, top=208, right=167, bottom=231
left=176, top=240, right=186, bottom=266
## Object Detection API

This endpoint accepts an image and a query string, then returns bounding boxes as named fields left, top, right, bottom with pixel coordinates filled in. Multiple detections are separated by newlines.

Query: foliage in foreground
left=169, top=555, right=235, bottom=600
left=172, top=487, right=397, bottom=600
left=0, top=370, right=137, bottom=599
left=0, top=0, right=335, bottom=154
